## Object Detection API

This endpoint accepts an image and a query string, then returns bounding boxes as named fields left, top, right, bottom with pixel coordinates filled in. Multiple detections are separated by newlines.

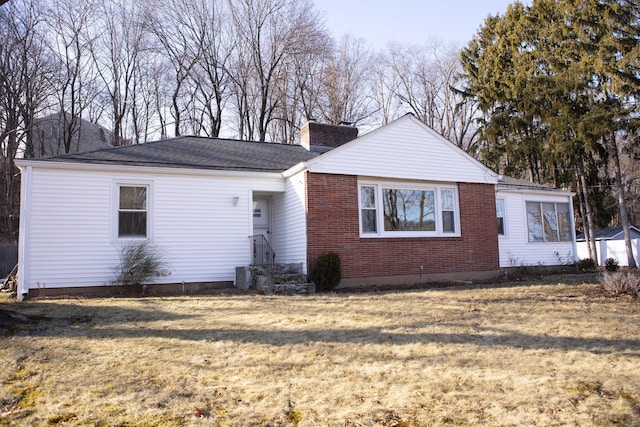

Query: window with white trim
left=441, top=189, right=456, bottom=233
left=496, top=198, right=506, bottom=236
left=526, top=201, right=571, bottom=242
left=115, top=183, right=151, bottom=239
left=360, top=186, right=378, bottom=234
left=359, top=181, right=460, bottom=237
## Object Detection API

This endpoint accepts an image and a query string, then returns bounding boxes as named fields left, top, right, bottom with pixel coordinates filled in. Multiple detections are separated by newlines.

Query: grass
left=0, top=273, right=639, bottom=426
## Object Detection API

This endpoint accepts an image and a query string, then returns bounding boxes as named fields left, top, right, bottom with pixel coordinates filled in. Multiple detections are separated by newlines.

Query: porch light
left=233, top=196, right=240, bottom=206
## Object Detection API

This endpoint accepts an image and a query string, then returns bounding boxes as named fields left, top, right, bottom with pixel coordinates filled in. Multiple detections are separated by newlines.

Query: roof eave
left=15, top=159, right=286, bottom=179
left=496, top=184, right=575, bottom=197
left=282, top=161, right=308, bottom=178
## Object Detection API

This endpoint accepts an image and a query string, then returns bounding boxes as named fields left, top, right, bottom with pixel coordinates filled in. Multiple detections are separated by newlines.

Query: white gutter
left=282, top=161, right=309, bottom=178
left=14, top=159, right=285, bottom=181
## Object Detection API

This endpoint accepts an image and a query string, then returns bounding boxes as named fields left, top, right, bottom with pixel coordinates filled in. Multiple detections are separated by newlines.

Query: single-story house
left=15, top=114, right=577, bottom=299
left=575, top=226, right=640, bottom=266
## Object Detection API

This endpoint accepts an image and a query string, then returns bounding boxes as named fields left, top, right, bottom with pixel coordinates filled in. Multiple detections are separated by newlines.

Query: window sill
left=360, top=233, right=461, bottom=239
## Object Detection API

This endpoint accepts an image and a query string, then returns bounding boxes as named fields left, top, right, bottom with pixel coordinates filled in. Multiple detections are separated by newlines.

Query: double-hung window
left=114, top=181, right=153, bottom=240
left=526, top=201, right=571, bottom=242
left=359, top=181, right=460, bottom=237
left=496, top=198, right=506, bottom=236
left=360, top=186, right=378, bottom=233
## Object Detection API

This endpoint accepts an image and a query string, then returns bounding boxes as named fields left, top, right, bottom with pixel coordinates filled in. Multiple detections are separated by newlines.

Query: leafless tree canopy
left=1, top=0, right=482, bottom=149
left=17, top=0, right=638, bottom=243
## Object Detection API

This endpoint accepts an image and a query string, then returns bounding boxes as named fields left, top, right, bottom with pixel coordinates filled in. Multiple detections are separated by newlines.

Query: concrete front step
left=255, top=273, right=307, bottom=291
left=262, top=283, right=315, bottom=296
left=268, top=273, right=307, bottom=284
left=235, top=263, right=314, bottom=295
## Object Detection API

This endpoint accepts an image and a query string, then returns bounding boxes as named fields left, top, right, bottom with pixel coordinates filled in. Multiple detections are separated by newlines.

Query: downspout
left=17, top=164, right=32, bottom=300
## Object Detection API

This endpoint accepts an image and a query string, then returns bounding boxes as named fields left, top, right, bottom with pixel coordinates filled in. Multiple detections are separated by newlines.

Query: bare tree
left=188, top=0, right=234, bottom=138
left=382, top=40, right=480, bottom=152
left=89, top=0, right=148, bottom=146
left=0, top=0, right=50, bottom=241
left=128, top=52, right=165, bottom=143
left=228, top=0, right=326, bottom=141
left=370, top=51, right=402, bottom=126
left=268, top=15, right=332, bottom=143
left=147, top=0, right=207, bottom=138
left=317, top=35, right=375, bottom=126
left=45, top=0, right=100, bottom=154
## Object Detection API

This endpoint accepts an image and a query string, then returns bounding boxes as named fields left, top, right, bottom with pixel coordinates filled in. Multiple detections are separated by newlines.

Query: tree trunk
left=610, top=133, right=637, bottom=268
left=578, top=159, right=598, bottom=264
left=575, top=170, right=593, bottom=261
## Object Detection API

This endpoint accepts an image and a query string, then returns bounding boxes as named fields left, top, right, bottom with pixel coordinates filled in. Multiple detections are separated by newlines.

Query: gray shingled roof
left=39, top=136, right=317, bottom=172
left=497, top=175, right=568, bottom=193
left=575, top=225, right=640, bottom=241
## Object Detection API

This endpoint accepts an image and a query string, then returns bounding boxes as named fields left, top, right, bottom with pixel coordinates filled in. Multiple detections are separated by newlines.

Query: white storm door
left=252, top=198, right=272, bottom=264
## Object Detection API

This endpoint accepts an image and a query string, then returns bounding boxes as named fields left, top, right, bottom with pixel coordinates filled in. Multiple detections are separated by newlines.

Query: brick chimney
left=300, top=119, right=358, bottom=152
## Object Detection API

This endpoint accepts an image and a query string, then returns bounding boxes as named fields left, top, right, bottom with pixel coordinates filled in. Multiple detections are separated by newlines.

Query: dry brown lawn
left=1, top=274, right=639, bottom=426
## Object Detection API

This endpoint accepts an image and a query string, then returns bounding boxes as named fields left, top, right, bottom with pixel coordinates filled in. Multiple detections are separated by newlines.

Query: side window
left=526, top=201, right=571, bottom=242
left=496, top=198, right=506, bottom=236
left=360, top=186, right=377, bottom=234
left=441, top=189, right=456, bottom=233
left=118, top=185, right=148, bottom=238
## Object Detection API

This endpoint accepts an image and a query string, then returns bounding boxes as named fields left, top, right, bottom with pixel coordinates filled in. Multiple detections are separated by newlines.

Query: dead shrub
left=600, top=272, right=640, bottom=297
left=112, top=242, right=165, bottom=287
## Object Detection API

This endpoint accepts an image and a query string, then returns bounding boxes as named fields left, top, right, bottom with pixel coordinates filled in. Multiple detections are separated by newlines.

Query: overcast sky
left=314, top=0, right=527, bottom=49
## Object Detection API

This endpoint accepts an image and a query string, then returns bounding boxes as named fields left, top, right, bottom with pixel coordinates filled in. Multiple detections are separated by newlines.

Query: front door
left=252, top=198, right=272, bottom=264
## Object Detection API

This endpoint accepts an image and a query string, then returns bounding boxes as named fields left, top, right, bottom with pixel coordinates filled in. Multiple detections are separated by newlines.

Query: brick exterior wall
left=306, top=173, right=500, bottom=281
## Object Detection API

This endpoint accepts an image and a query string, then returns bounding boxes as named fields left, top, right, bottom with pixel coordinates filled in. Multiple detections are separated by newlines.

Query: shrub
left=112, top=242, right=164, bottom=287
left=308, top=252, right=341, bottom=292
left=601, top=272, right=640, bottom=296
left=605, top=257, right=619, bottom=272
left=576, top=258, right=597, bottom=271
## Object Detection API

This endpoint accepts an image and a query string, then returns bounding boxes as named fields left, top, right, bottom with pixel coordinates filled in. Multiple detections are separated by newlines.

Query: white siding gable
left=305, top=115, right=498, bottom=185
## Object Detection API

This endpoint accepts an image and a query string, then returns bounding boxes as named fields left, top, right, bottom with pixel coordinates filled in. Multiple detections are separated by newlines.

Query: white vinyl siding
left=497, top=189, right=576, bottom=267
left=19, top=165, right=286, bottom=292
left=272, top=171, right=308, bottom=272
left=27, top=169, right=114, bottom=290
left=359, top=180, right=460, bottom=238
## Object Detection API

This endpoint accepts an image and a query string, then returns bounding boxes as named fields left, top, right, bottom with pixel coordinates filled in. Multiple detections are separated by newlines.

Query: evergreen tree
left=462, top=0, right=640, bottom=266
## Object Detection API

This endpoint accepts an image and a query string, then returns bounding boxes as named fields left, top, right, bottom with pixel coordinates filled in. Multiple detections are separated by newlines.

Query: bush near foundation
left=112, top=242, right=164, bottom=287
left=308, top=252, right=341, bottom=292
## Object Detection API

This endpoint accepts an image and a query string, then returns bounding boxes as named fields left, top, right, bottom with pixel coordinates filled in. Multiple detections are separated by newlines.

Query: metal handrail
left=249, top=234, right=275, bottom=266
